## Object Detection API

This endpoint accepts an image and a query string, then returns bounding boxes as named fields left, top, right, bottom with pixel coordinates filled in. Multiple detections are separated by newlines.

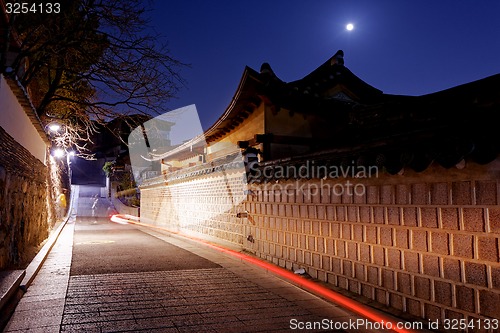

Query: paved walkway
left=4, top=222, right=74, bottom=333
left=4, top=186, right=395, bottom=333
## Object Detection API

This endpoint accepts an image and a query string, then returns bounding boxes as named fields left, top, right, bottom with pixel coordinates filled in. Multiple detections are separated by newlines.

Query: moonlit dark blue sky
left=150, top=1, right=500, bottom=129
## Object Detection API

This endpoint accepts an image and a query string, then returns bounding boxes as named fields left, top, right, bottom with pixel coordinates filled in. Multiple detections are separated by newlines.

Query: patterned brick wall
left=243, top=162, right=500, bottom=324
left=141, top=168, right=246, bottom=247
left=141, top=160, right=500, bottom=324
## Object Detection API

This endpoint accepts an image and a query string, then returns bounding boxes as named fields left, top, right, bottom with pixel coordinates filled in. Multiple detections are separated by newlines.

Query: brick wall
left=141, top=167, right=246, bottom=247
left=141, top=159, right=500, bottom=324
left=244, top=161, right=500, bottom=324
left=0, top=126, right=57, bottom=269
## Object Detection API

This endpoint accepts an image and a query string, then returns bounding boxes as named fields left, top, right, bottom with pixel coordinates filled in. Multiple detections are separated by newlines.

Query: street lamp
left=53, top=148, right=65, bottom=158
left=48, top=123, right=61, bottom=132
left=51, top=148, right=75, bottom=185
left=45, top=121, right=76, bottom=182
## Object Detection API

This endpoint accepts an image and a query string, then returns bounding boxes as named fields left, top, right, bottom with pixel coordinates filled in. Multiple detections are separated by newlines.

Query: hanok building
left=140, top=51, right=500, bottom=323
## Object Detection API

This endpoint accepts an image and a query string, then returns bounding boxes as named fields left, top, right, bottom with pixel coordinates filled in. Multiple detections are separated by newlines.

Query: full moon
left=346, top=23, right=354, bottom=31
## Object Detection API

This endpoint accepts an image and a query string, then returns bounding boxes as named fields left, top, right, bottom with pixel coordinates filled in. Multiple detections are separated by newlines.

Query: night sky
left=151, top=1, right=500, bottom=129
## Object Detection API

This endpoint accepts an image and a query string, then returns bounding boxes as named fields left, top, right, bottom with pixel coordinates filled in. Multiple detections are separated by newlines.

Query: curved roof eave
left=418, top=73, right=500, bottom=104
left=203, top=66, right=262, bottom=140
left=146, top=66, right=263, bottom=161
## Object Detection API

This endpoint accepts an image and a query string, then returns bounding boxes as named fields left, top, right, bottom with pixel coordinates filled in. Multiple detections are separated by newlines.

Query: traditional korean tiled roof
left=204, top=67, right=263, bottom=143
left=255, top=52, right=500, bottom=173
left=150, top=66, right=264, bottom=161
left=151, top=50, right=500, bottom=173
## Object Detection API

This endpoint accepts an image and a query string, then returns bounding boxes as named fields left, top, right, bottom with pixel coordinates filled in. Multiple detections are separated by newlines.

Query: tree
left=102, top=161, right=115, bottom=177
left=2, top=0, right=185, bottom=157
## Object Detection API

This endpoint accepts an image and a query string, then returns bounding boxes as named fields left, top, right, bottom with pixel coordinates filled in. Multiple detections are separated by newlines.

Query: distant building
left=71, top=114, right=172, bottom=186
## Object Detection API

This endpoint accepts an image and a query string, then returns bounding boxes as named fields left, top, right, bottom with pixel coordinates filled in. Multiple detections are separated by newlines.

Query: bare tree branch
left=5, top=0, right=186, bottom=157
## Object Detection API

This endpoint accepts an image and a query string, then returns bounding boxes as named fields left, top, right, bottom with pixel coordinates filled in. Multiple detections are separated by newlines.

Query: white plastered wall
left=0, top=75, right=47, bottom=164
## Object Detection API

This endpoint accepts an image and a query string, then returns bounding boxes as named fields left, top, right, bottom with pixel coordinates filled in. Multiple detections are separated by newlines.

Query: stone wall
left=141, top=159, right=500, bottom=323
left=110, top=181, right=140, bottom=217
left=0, top=126, right=57, bottom=269
left=245, top=162, right=500, bottom=323
left=141, top=166, right=246, bottom=247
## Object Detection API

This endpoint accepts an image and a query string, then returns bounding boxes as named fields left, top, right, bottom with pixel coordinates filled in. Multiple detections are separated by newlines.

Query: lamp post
left=45, top=121, right=76, bottom=220
left=51, top=148, right=75, bottom=183
left=45, top=122, right=75, bottom=184
left=47, top=123, right=61, bottom=132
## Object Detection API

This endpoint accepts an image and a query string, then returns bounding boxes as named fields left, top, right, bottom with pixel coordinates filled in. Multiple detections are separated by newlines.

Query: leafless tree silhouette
left=2, top=0, right=185, bottom=157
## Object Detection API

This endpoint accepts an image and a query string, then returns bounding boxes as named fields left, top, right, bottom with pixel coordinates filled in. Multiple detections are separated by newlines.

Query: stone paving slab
left=4, top=214, right=403, bottom=333
left=3, top=222, right=74, bottom=333
left=60, top=268, right=346, bottom=332
left=133, top=228, right=392, bottom=333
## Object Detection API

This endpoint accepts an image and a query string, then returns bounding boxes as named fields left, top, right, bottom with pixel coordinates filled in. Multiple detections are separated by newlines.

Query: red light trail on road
left=110, top=214, right=417, bottom=333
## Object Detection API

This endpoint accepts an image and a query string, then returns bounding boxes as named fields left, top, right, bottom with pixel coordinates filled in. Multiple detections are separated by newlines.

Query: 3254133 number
left=5, top=2, right=61, bottom=14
